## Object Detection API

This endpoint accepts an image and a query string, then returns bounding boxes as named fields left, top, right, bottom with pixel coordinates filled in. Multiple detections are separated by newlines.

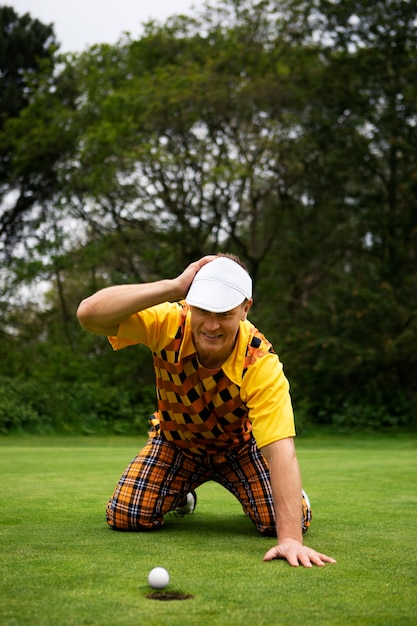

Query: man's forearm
left=77, top=279, right=182, bottom=335
left=77, top=255, right=217, bottom=336
left=262, top=437, right=304, bottom=543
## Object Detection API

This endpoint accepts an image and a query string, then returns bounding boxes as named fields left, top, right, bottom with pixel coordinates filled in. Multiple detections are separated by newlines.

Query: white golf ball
left=148, top=566, right=170, bottom=589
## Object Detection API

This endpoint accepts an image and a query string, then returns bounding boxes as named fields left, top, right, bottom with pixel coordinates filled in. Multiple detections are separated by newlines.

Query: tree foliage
left=1, top=0, right=416, bottom=433
left=0, top=4, right=60, bottom=252
left=0, top=5, right=56, bottom=121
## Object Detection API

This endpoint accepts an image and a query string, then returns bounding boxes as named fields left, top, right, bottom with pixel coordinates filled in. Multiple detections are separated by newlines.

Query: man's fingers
left=263, top=543, right=336, bottom=568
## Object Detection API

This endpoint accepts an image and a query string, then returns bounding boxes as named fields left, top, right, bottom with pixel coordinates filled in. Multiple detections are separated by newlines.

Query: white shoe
left=174, top=490, right=197, bottom=517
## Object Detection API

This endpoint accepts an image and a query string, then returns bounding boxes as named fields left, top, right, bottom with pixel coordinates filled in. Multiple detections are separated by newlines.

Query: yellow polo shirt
left=109, top=301, right=295, bottom=454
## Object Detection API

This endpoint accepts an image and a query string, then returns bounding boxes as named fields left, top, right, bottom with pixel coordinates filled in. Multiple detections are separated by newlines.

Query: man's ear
left=241, top=298, right=253, bottom=320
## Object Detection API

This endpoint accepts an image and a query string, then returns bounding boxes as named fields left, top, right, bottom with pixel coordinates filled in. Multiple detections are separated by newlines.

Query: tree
left=1, top=0, right=416, bottom=432
left=0, top=5, right=57, bottom=122
left=259, top=0, right=417, bottom=425
left=0, top=5, right=59, bottom=253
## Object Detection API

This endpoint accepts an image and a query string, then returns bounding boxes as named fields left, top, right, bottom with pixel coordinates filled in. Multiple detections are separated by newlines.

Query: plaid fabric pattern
left=150, top=305, right=275, bottom=455
left=106, top=434, right=277, bottom=535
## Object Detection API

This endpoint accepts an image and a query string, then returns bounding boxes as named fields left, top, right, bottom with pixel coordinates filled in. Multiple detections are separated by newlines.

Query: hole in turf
left=146, top=591, right=193, bottom=601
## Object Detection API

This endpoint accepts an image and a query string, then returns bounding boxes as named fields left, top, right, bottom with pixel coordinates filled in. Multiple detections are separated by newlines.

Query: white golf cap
left=185, top=257, right=252, bottom=313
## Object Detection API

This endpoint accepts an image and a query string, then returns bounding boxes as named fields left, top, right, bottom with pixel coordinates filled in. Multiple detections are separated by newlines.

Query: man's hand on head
left=175, top=255, right=217, bottom=298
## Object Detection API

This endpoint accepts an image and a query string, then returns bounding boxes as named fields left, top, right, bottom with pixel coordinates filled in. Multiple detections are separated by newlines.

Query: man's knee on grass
left=106, top=500, right=164, bottom=531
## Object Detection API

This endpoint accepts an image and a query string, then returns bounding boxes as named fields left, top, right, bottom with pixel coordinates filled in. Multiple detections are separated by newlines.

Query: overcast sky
left=8, top=0, right=205, bottom=52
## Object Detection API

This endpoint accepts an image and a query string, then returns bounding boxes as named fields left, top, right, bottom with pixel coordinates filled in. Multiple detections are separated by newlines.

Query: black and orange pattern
left=106, top=434, right=276, bottom=533
left=105, top=301, right=310, bottom=537
left=106, top=435, right=311, bottom=534
left=149, top=304, right=276, bottom=455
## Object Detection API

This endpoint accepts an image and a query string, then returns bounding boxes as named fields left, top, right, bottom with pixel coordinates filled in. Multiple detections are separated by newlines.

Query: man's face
left=190, top=300, right=252, bottom=368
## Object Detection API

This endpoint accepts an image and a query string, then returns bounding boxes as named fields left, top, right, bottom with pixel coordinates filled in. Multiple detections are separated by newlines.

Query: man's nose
left=204, top=314, right=220, bottom=330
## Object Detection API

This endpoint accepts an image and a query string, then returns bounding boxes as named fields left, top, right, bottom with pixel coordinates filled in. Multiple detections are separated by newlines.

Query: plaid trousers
left=106, top=434, right=277, bottom=536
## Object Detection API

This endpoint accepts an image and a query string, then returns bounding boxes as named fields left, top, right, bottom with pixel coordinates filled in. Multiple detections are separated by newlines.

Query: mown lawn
left=0, top=434, right=416, bottom=625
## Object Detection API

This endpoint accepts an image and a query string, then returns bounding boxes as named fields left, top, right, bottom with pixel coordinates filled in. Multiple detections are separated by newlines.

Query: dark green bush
left=0, top=376, right=155, bottom=435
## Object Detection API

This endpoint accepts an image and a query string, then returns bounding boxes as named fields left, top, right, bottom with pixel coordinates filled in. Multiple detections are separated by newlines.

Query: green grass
left=0, top=434, right=416, bottom=625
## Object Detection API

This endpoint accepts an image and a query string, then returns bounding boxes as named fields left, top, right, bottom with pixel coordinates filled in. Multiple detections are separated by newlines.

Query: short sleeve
left=108, top=302, right=183, bottom=352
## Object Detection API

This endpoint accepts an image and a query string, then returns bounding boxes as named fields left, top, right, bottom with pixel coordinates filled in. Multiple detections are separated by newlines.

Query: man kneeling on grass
left=77, top=253, right=336, bottom=568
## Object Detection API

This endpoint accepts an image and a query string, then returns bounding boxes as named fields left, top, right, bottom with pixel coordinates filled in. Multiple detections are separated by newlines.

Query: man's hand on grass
left=263, top=537, right=337, bottom=568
